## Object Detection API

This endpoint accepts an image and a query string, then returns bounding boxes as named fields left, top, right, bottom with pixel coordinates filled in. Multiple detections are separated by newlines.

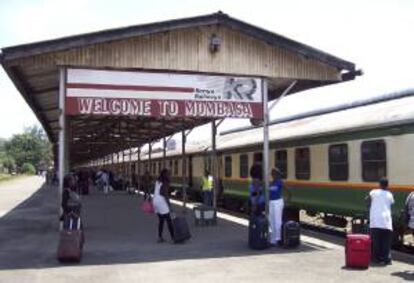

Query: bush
left=21, top=163, right=36, bottom=175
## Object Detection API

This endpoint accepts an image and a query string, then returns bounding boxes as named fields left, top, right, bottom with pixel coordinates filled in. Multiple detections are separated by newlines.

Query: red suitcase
left=345, top=234, right=371, bottom=268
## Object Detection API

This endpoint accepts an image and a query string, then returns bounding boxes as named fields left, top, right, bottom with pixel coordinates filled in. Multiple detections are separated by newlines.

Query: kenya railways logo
left=224, top=78, right=257, bottom=101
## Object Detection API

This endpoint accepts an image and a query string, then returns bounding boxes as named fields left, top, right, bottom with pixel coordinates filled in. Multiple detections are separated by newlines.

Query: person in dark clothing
left=61, top=174, right=81, bottom=216
left=248, top=163, right=265, bottom=216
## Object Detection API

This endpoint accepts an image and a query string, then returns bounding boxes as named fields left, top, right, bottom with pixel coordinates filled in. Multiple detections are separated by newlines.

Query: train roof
left=127, top=89, right=414, bottom=161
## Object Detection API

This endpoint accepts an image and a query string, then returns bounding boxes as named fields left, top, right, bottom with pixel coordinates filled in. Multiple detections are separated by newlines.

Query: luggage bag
left=172, top=216, right=191, bottom=243
left=282, top=220, right=300, bottom=248
left=57, top=218, right=84, bottom=263
left=345, top=234, right=371, bottom=268
left=248, top=215, right=269, bottom=250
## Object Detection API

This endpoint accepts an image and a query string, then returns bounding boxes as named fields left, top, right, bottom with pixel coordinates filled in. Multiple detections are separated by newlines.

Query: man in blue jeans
left=367, top=177, right=394, bottom=265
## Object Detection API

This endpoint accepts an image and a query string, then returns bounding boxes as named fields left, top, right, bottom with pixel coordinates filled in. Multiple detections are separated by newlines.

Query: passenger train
left=107, top=89, right=414, bottom=244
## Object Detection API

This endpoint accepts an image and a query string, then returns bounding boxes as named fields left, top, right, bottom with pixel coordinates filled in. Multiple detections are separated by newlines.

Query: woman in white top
left=152, top=169, right=174, bottom=243
left=367, top=177, right=394, bottom=265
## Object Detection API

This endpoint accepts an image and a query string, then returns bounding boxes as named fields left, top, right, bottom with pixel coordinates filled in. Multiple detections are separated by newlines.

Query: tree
left=4, top=125, right=52, bottom=170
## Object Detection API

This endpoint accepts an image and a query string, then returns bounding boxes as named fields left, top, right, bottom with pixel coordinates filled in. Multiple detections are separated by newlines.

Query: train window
left=174, top=160, right=178, bottom=175
left=253, top=152, right=263, bottom=164
left=275, top=150, right=288, bottom=179
left=361, top=140, right=386, bottom=182
left=225, top=156, right=232, bottom=177
left=295, top=147, right=310, bottom=180
left=169, top=160, right=173, bottom=170
left=329, top=144, right=348, bottom=181
left=239, top=154, right=249, bottom=178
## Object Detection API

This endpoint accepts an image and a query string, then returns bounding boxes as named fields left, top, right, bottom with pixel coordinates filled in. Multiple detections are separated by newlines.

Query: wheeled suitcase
left=172, top=216, right=191, bottom=243
left=282, top=221, right=300, bottom=248
left=57, top=218, right=84, bottom=263
left=248, top=215, right=269, bottom=250
left=345, top=234, right=371, bottom=268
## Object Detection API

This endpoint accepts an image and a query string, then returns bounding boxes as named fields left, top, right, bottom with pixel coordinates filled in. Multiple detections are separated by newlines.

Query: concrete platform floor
left=0, top=177, right=413, bottom=283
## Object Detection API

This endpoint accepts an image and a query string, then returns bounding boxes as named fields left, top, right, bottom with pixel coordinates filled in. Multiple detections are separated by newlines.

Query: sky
left=0, top=0, right=413, bottom=141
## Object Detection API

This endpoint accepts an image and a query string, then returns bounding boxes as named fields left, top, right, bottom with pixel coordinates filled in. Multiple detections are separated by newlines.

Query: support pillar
left=181, top=131, right=187, bottom=209
left=58, top=67, right=67, bottom=219
left=262, top=79, right=270, bottom=218
left=163, top=137, right=167, bottom=169
left=211, top=121, right=218, bottom=210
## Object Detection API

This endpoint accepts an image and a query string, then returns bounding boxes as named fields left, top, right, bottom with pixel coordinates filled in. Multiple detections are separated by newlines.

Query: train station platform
left=0, top=178, right=413, bottom=283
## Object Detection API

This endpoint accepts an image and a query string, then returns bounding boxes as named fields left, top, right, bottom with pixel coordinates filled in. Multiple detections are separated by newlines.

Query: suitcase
left=282, top=221, right=300, bottom=248
left=345, top=234, right=371, bottom=268
left=172, top=216, right=191, bottom=243
left=57, top=218, right=84, bottom=263
left=248, top=215, right=269, bottom=250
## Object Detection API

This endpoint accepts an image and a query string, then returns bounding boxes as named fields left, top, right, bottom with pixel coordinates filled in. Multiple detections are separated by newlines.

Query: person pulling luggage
left=366, top=177, right=394, bottom=265
left=152, top=169, right=174, bottom=243
left=268, top=167, right=284, bottom=246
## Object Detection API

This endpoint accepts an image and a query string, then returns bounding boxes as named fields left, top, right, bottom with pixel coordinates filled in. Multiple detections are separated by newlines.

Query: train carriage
left=123, top=89, right=414, bottom=243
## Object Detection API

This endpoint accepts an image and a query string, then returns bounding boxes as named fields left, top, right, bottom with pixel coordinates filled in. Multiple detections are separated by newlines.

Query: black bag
left=172, top=216, right=191, bottom=243
left=248, top=215, right=269, bottom=250
left=282, top=220, right=300, bottom=248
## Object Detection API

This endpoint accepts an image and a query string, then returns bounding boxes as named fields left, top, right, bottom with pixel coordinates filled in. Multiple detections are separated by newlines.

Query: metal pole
left=137, top=147, right=141, bottom=189
left=163, top=137, right=167, bottom=169
left=129, top=147, right=132, bottom=183
left=149, top=142, right=152, bottom=177
left=181, top=131, right=187, bottom=209
left=262, top=79, right=270, bottom=218
left=58, top=67, right=66, bottom=220
left=212, top=121, right=218, bottom=210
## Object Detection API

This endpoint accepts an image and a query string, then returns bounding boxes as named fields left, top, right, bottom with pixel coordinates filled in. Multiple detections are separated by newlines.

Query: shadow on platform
left=0, top=184, right=325, bottom=271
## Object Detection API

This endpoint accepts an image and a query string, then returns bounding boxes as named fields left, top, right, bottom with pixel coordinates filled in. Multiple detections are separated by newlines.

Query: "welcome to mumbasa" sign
left=65, top=68, right=263, bottom=119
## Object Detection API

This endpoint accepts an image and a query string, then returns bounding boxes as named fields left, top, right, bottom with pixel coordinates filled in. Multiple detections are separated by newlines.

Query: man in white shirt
left=367, top=177, right=394, bottom=265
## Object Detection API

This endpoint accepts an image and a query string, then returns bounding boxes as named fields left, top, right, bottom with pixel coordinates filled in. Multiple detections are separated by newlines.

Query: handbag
left=141, top=200, right=154, bottom=214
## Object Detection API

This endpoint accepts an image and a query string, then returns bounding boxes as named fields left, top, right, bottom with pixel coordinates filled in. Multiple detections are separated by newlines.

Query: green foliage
left=21, top=162, right=36, bottom=175
left=2, top=125, right=52, bottom=172
left=2, top=155, right=16, bottom=173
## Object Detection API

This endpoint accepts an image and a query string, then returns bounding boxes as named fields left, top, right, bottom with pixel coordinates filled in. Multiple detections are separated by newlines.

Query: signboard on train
left=65, top=68, right=263, bottom=119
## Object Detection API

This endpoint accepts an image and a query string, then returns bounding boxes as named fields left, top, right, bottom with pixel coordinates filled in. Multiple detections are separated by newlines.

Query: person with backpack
left=61, top=174, right=82, bottom=229
left=366, top=177, right=394, bottom=265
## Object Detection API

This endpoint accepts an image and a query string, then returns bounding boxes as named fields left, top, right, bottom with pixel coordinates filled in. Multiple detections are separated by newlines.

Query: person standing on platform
left=152, top=169, right=174, bottom=243
left=249, top=163, right=265, bottom=216
left=202, top=170, right=214, bottom=206
left=404, top=191, right=414, bottom=239
left=367, top=177, right=394, bottom=265
left=142, top=170, right=152, bottom=200
left=268, top=167, right=284, bottom=245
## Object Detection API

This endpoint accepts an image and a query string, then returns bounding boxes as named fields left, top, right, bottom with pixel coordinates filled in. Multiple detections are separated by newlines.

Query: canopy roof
left=0, top=12, right=359, bottom=166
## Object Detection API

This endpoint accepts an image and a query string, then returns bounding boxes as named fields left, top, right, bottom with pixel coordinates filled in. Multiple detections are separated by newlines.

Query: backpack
left=66, top=189, right=81, bottom=215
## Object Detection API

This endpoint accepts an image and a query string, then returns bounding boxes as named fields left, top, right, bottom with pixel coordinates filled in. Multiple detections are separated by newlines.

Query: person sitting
left=152, top=169, right=174, bottom=243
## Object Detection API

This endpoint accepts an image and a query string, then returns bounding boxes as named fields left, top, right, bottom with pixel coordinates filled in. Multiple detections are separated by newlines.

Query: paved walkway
left=0, top=180, right=412, bottom=283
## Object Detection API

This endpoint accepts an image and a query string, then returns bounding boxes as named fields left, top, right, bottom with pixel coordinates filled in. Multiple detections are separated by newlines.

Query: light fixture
left=210, top=34, right=222, bottom=53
